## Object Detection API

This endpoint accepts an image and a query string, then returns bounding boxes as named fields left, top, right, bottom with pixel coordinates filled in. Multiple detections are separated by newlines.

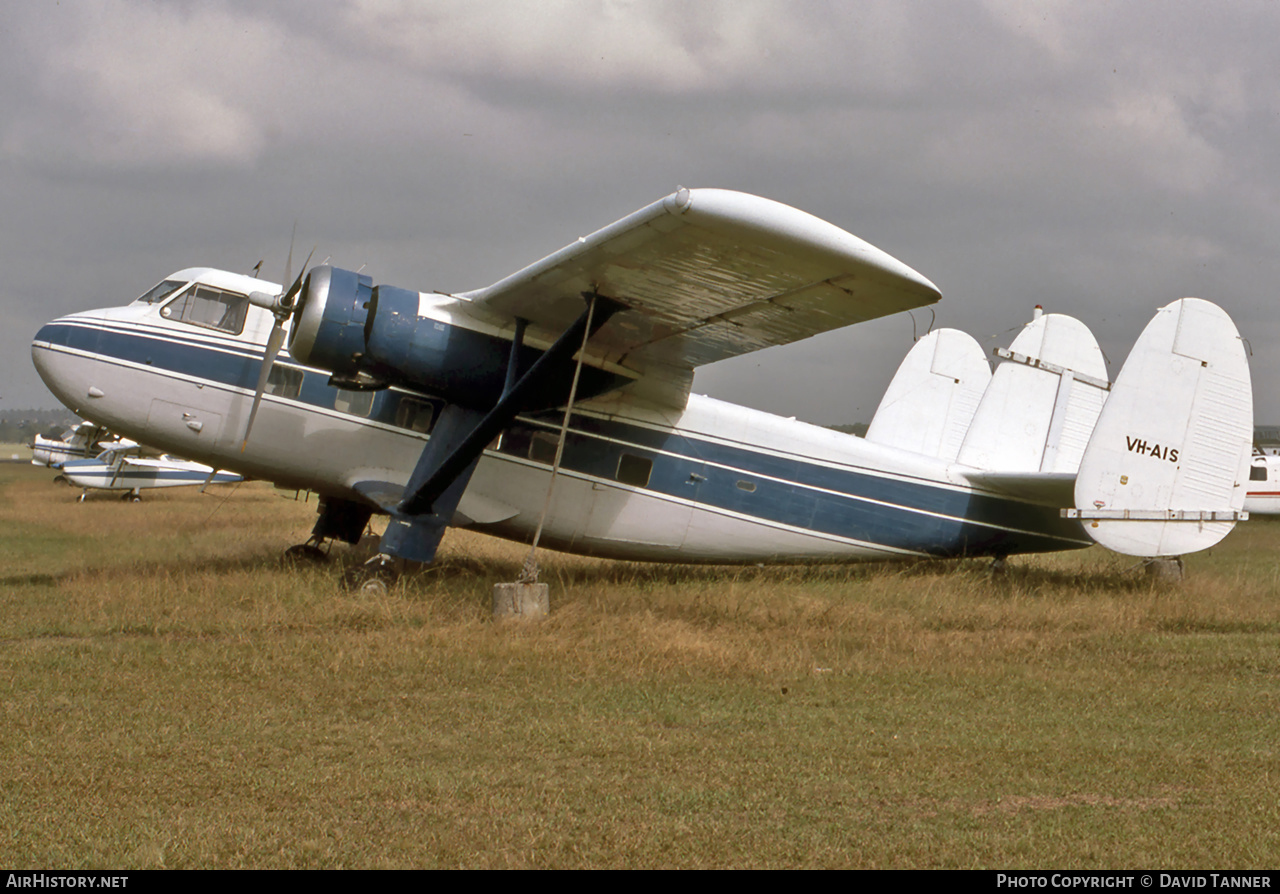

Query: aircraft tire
left=343, top=556, right=399, bottom=595
left=282, top=543, right=328, bottom=566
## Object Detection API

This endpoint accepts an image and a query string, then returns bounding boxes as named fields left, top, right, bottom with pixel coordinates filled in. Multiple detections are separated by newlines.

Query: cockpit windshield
left=159, top=284, right=249, bottom=335
left=134, top=279, right=188, bottom=305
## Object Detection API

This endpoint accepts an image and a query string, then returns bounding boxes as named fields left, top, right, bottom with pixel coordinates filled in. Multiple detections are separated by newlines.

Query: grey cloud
left=4, top=0, right=1279, bottom=428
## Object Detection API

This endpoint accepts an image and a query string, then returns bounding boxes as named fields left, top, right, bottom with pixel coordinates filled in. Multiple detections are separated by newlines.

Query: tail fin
left=864, top=328, right=990, bottom=460
left=957, top=311, right=1110, bottom=473
left=1069, top=298, right=1252, bottom=557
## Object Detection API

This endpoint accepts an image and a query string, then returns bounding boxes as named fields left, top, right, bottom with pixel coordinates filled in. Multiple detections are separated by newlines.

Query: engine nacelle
left=290, top=265, right=629, bottom=410
left=288, top=265, right=372, bottom=377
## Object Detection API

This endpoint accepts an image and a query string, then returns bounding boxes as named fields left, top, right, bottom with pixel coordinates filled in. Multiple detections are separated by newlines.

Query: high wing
left=457, top=188, right=941, bottom=406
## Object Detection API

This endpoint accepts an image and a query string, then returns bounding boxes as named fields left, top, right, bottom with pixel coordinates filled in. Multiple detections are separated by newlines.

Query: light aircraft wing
left=459, top=188, right=941, bottom=406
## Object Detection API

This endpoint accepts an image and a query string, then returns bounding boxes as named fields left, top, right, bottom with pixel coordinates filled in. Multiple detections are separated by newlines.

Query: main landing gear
left=75, top=489, right=141, bottom=503
left=279, top=496, right=371, bottom=565
left=342, top=554, right=401, bottom=596
left=281, top=536, right=400, bottom=596
left=282, top=537, right=328, bottom=565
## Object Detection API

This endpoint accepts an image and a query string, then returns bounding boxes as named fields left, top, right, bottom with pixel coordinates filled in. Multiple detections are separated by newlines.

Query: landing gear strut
left=281, top=497, right=372, bottom=567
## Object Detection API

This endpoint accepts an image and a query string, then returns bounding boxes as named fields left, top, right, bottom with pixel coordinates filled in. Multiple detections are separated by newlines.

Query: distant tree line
left=0, top=409, right=77, bottom=443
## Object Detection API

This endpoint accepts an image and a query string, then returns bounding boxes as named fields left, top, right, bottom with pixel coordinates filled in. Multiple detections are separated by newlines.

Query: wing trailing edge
left=458, top=188, right=941, bottom=408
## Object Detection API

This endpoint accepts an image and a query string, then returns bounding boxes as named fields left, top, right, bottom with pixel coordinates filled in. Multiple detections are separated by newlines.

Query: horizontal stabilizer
left=1071, top=298, right=1252, bottom=557
left=864, top=328, right=990, bottom=460
left=960, top=470, right=1076, bottom=506
left=958, top=311, right=1109, bottom=473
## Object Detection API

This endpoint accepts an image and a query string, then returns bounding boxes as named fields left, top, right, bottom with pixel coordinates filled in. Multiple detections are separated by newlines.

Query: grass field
left=1, top=463, right=1277, bottom=868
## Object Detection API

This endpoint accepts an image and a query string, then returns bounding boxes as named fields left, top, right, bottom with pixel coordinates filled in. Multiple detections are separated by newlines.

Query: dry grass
left=1, top=464, right=1278, bottom=868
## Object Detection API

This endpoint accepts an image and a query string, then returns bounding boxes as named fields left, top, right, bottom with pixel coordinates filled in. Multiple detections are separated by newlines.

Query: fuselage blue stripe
left=35, top=320, right=1090, bottom=557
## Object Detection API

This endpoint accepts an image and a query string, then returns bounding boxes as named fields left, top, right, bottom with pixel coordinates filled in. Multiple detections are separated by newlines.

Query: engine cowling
left=289, top=264, right=527, bottom=408
left=288, top=265, right=372, bottom=376
left=289, top=264, right=629, bottom=409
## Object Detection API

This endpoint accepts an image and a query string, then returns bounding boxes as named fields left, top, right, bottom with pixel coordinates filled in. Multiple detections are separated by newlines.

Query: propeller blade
left=241, top=320, right=287, bottom=452
left=283, top=222, right=296, bottom=290
left=242, top=231, right=314, bottom=452
left=280, top=247, right=316, bottom=312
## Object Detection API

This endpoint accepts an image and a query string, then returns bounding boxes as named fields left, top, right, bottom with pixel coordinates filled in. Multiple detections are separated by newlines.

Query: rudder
left=1068, top=298, right=1252, bottom=557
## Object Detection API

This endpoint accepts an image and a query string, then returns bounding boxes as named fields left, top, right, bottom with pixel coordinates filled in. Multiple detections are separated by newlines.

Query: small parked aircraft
left=58, top=441, right=243, bottom=502
left=33, top=420, right=242, bottom=501
left=31, top=188, right=1254, bottom=587
left=31, top=420, right=113, bottom=468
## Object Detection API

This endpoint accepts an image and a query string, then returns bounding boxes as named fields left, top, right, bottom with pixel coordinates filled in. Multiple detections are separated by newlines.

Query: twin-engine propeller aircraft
left=32, top=188, right=1254, bottom=588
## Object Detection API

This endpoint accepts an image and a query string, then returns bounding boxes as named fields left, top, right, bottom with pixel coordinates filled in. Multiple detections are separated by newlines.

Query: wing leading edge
left=457, top=188, right=941, bottom=407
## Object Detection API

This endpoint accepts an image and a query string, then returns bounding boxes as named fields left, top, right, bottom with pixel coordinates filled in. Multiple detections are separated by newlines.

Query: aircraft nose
left=32, top=312, right=101, bottom=412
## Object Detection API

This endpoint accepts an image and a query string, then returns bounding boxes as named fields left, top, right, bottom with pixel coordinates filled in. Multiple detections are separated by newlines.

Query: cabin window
left=1250, top=466, right=1267, bottom=481
left=160, top=285, right=249, bottom=335
left=616, top=453, right=652, bottom=488
left=529, top=432, right=560, bottom=465
left=265, top=365, right=303, bottom=399
left=334, top=389, right=374, bottom=417
left=135, top=279, right=187, bottom=305
left=395, top=397, right=436, bottom=434
left=736, top=480, right=757, bottom=493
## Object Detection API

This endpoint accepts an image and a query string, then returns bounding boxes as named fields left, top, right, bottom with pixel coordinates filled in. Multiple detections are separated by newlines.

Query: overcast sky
left=5, top=0, right=1279, bottom=425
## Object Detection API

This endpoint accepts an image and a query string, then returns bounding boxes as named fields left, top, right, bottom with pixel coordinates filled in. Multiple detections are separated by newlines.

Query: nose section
left=32, top=311, right=101, bottom=412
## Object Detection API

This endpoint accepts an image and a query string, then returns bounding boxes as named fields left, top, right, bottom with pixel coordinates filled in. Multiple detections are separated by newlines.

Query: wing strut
left=518, top=294, right=599, bottom=584
left=376, top=294, right=624, bottom=564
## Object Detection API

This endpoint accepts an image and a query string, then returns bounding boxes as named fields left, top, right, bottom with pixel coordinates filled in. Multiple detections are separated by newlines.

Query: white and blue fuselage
left=32, top=268, right=1089, bottom=563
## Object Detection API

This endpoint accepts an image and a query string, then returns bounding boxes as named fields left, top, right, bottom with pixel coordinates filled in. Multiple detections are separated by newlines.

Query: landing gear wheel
left=282, top=542, right=328, bottom=566
left=343, top=555, right=400, bottom=595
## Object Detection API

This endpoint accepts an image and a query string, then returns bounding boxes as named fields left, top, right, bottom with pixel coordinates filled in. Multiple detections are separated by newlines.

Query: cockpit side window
left=135, top=279, right=187, bottom=305
left=160, top=285, right=249, bottom=335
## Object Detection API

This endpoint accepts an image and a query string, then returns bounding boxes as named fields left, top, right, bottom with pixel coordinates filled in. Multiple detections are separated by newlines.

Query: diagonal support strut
left=377, top=294, right=624, bottom=564
left=398, top=294, right=624, bottom=517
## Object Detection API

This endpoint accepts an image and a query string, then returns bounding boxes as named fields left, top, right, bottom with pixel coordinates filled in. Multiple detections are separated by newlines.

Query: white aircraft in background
left=31, top=188, right=1254, bottom=588
left=33, top=419, right=242, bottom=501
left=1244, top=451, right=1280, bottom=515
left=57, top=440, right=243, bottom=502
left=31, top=420, right=113, bottom=468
